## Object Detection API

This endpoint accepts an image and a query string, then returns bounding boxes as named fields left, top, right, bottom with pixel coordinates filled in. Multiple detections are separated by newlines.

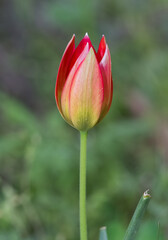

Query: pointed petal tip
left=88, top=46, right=96, bottom=56
left=101, top=35, right=106, bottom=44
left=82, top=47, right=95, bottom=62
left=97, top=35, right=107, bottom=62
left=72, top=34, right=75, bottom=40
left=101, top=35, right=105, bottom=42
left=84, top=32, right=90, bottom=39
left=85, top=42, right=89, bottom=48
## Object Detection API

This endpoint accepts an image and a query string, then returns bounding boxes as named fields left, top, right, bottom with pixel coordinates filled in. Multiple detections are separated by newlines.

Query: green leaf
left=123, top=190, right=151, bottom=240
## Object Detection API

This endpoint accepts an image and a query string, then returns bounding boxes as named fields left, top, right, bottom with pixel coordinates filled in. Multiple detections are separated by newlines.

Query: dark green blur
left=0, top=0, right=168, bottom=239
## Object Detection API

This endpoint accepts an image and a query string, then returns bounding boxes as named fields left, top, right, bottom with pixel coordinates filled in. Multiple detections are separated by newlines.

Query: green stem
left=80, top=131, right=88, bottom=240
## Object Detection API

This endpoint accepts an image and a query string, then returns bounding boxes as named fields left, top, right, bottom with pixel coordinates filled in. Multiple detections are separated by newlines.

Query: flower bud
left=55, top=33, right=113, bottom=131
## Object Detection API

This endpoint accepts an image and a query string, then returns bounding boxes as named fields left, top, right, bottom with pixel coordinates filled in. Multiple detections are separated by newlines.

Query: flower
left=55, top=33, right=113, bottom=131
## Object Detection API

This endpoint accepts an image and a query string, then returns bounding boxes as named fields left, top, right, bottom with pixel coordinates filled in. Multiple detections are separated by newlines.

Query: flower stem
left=80, top=131, right=88, bottom=240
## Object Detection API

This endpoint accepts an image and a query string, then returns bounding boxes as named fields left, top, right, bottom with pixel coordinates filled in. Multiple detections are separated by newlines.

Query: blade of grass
left=123, top=190, right=151, bottom=240
left=99, top=226, right=108, bottom=240
left=157, top=222, right=160, bottom=240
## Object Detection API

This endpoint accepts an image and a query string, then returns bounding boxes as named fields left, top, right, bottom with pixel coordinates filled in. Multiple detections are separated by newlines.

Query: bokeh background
left=0, top=0, right=168, bottom=239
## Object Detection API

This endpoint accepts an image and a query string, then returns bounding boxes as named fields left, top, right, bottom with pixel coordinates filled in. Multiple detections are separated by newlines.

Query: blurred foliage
left=0, top=0, right=168, bottom=239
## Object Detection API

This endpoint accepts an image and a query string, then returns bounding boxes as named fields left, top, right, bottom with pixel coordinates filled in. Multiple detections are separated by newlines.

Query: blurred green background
left=0, top=0, right=168, bottom=239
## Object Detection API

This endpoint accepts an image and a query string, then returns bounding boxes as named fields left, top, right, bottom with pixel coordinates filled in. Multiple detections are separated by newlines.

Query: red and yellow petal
left=61, top=43, right=90, bottom=125
left=55, top=34, right=75, bottom=113
left=99, top=44, right=113, bottom=120
left=69, top=48, right=104, bottom=131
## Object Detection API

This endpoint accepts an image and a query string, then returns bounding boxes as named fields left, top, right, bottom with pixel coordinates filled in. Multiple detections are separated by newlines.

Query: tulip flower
left=55, top=33, right=113, bottom=131
left=55, top=34, right=113, bottom=240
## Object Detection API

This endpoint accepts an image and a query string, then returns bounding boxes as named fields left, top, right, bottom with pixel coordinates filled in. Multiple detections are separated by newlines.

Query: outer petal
left=97, top=35, right=106, bottom=63
left=99, top=44, right=113, bottom=120
left=69, top=48, right=104, bottom=131
left=61, top=43, right=90, bottom=125
left=67, top=33, right=94, bottom=75
left=55, top=34, right=75, bottom=113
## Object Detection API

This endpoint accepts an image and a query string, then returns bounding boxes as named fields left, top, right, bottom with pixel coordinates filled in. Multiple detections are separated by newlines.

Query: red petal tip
left=84, top=32, right=90, bottom=40
left=72, top=34, right=75, bottom=40
left=101, top=35, right=106, bottom=44
left=97, top=35, right=107, bottom=62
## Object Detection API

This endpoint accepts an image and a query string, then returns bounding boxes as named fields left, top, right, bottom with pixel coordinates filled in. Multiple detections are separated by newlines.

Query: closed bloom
left=55, top=33, right=113, bottom=131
